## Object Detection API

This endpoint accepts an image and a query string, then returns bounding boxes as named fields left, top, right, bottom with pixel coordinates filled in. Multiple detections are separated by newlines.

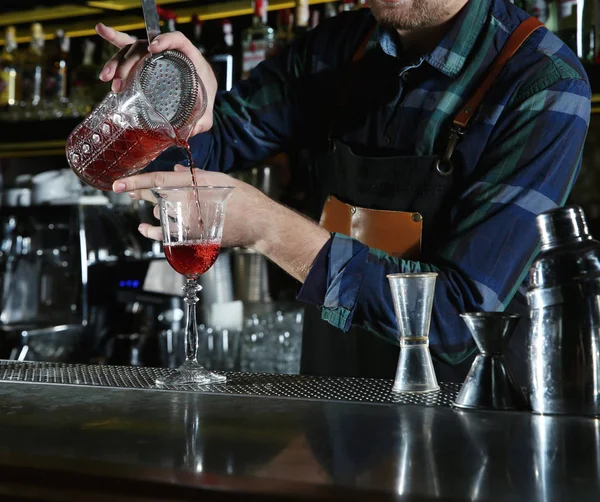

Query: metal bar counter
left=0, top=362, right=598, bottom=501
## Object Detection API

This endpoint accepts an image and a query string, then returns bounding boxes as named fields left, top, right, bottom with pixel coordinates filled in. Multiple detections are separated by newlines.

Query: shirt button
left=382, top=136, right=390, bottom=146
left=401, top=72, right=410, bottom=81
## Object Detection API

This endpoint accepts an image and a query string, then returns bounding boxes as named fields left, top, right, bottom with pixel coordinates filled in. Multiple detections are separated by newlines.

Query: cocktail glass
left=152, top=186, right=234, bottom=386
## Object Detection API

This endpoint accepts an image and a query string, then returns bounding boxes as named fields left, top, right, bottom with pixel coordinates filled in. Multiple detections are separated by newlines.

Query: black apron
left=299, top=18, right=543, bottom=383
left=300, top=140, right=462, bottom=380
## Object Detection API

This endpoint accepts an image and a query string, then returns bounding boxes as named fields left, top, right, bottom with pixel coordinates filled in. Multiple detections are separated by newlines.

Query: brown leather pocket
left=320, top=195, right=422, bottom=259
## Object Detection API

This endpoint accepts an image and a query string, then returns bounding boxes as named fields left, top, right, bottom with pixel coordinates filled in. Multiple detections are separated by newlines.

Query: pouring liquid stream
left=161, top=139, right=217, bottom=282
left=177, top=139, right=204, bottom=231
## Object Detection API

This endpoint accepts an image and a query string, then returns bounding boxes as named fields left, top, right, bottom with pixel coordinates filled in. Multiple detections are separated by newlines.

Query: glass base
left=392, top=345, right=439, bottom=394
left=155, top=360, right=226, bottom=387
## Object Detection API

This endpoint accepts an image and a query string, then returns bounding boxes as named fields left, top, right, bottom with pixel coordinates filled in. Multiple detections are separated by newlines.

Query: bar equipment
left=453, top=312, right=528, bottom=411
left=232, top=248, right=272, bottom=303
left=387, top=273, right=439, bottom=394
left=229, top=166, right=280, bottom=303
left=527, top=205, right=600, bottom=416
left=66, top=0, right=207, bottom=191
left=152, top=185, right=234, bottom=386
left=0, top=205, right=86, bottom=361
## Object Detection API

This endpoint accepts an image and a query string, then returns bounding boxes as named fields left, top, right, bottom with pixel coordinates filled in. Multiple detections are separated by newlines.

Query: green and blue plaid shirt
left=155, top=0, right=591, bottom=364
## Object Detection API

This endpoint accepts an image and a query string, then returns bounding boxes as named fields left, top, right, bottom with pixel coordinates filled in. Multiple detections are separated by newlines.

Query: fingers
left=114, top=165, right=233, bottom=194
left=96, top=23, right=137, bottom=50
left=138, top=223, right=162, bottom=241
left=113, top=170, right=190, bottom=193
left=113, top=41, right=149, bottom=92
left=127, top=188, right=155, bottom=203
left=99, top=46, right=125, bottom=83
left=148, top=31, right=198, bottom=56
left=100, top=40, right=148, bottom=91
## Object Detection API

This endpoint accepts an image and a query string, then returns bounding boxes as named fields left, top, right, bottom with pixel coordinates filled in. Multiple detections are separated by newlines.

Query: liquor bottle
left=21, top=23, right=46, bottom=107
left=45, top=29, right=70, bottom=102
left=71, top=39, right=105, bottom=112
left=324, top=2, right=338, bottom=18
left=521, top=0, right=549, bottom=22
left=158, top=7, right=177, bottom=33
left=340, top=0, right=355, bottom=12
left=274, top=9, right=294, bottom=54
left=595, top=0, right=600, bottom=63
left=295, top=0, right=310, bottom=36
left=20, top=23, right=45, bottom=108
left=192, top=14, right=206, bottom=54
left=555, top=0, right=578, bottom=53
left=0, top=26, right=19, bottom=109
left=310, top=9, right=321, bottom=29
left=242, top=0, right=275, bottom=79
left=206, top=19, right=235, bottom=91
left=576, top=0, right=595, bottom=62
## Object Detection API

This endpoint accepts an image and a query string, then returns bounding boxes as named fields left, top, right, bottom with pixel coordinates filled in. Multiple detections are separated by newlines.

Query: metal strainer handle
left=142, top=0, right=161, bottom=44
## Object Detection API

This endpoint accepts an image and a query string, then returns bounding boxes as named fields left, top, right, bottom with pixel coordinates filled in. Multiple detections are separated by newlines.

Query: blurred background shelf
left=0, top=140, right=66, bottom=159
left=0, top=0, right=328, bottom=44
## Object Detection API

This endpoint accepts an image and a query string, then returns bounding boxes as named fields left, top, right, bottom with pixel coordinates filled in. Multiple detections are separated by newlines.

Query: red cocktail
left=151, top=186, right=235, bottom=387
left=164, top=240, right=220, bottom=278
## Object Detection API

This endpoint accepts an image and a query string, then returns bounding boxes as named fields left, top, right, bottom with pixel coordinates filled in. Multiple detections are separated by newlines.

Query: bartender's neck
left=395, top=0, right=470, bottom=60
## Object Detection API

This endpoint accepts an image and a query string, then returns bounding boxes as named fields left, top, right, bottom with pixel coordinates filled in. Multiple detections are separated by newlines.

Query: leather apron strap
left=321, top=17, right=544, bottom=256
left=436, top=16, right=544, bottom=173
left=453, top=17, right=544, bottom=129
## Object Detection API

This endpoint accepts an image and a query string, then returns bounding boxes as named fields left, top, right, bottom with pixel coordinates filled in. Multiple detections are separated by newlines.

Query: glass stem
left=182, top=278, right=202, bottom=364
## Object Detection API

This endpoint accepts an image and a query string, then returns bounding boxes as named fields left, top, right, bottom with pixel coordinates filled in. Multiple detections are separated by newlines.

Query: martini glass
left=152, top=186, right=234, bottom=387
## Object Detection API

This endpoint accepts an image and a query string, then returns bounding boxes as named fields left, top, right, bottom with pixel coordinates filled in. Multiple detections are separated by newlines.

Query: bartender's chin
left=369, top=0, right=445, bottom=30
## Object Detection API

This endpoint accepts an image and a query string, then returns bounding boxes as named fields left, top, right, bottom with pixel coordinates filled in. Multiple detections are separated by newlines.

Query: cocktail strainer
left=136, top=49, right=206, bottom=133
left=138, top=0, right=206, bottom=134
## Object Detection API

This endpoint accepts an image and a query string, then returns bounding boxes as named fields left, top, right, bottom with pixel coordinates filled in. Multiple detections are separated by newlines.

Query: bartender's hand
left=114, top=166, right=331, bottom=283
left=116, top=166, right=272, bottom=249
left=95, top=23, right=217, bottom=136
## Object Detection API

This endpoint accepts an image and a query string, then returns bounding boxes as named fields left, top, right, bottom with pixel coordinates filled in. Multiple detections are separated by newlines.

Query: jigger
left=388, top=273, right=439, bottom=394
left=454, top=313, right=528, bottom=411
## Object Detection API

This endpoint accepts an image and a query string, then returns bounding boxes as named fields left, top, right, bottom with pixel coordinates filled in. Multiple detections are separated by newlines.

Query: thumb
left=174, top=164, right=188, bottom=172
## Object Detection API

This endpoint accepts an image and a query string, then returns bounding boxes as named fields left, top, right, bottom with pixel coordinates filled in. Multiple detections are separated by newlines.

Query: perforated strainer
left=137, top=50, right=207, bottom=134
left=137, top=0, right=207, bottom=136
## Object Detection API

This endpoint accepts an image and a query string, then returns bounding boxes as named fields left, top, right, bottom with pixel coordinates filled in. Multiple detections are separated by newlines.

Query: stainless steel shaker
left=527, top=205, right=600, bottom=416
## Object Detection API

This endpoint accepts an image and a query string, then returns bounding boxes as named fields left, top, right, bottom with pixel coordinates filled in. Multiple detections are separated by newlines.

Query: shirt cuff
left=297, top=233, right=369, bottom=332
left=297, top=235, right=332, bottom=307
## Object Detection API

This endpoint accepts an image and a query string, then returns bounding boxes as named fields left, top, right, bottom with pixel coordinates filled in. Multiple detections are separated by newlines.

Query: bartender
left=98, top=0, right=591, bottom=382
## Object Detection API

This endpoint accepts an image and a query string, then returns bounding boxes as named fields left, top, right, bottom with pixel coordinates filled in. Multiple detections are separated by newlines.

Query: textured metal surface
left=139, top=50, right=198, bottom=128
left=1, top=382, right=600, bottom=502
left=0, top=360, right=460, bottom=406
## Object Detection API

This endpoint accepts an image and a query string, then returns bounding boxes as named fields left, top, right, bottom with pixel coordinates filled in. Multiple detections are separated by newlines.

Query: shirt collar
left=376, top=0, right=492, bottom=78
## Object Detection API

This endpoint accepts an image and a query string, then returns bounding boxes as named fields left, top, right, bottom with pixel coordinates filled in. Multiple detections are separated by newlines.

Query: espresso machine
left=0, top=180, right=183, bottom=365
left=0, top=203, right=86, bottom=361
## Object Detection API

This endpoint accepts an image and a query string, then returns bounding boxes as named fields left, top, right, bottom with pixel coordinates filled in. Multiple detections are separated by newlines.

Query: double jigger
left=388, top=273, right=440, bottom=394
left=388, top=273, right=528, bottom=410
left=453, top=312, right=528, bottom=411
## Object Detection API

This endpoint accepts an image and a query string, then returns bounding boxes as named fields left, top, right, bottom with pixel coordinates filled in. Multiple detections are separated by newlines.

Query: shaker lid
left=537, top=205, right=592, bottom=251
left=528, top=205, right=600, bottom=300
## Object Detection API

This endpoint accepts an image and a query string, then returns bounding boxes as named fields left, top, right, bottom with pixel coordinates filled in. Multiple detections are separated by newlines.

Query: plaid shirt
left=155, top=0, right=591, bottom=364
